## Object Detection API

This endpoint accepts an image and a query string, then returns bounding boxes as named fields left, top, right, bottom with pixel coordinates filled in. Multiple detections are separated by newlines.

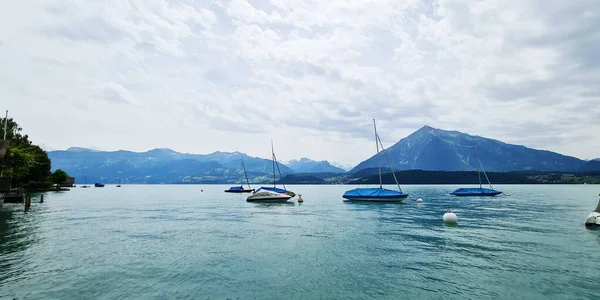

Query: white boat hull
left=585, top=212, right=600, bottom=227
left=247, top=191, right=292, bottom=203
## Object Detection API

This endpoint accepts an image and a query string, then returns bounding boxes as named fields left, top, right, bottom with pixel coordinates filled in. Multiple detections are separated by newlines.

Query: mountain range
left=48, top=148, right=345, bottom=184
left=48, top=126, right=599, bottom=184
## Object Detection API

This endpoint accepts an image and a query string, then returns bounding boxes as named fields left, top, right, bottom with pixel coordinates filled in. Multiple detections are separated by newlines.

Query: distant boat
left=450, top=147, right=502, bottom=196
left=585, top=194, right=600, bottom=228
left=94, top=183, right=105, bottom=187
left=116, top=174, right=121, bottom=187
left=81, top=176, right=90, bottom=188
left=225, top=156, right=254, bottom=193
left=247, top=141, right=295, bottom=202
left=343, top=119, right=408, bottom=202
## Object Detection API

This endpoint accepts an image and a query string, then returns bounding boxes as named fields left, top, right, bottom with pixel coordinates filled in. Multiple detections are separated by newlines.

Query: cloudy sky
left=1, top=0, right=599, bottom=166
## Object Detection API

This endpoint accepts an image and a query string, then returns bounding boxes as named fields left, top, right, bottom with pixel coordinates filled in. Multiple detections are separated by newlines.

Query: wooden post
left=25, top=194, right=31, bottom=212
left=40, top=194, right=44, bottom=203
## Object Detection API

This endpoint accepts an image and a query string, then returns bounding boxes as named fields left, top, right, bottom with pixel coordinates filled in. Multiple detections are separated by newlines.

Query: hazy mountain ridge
left=49, top=126, right=599, bottom=184
left=285, top=157, right=346, bottom=173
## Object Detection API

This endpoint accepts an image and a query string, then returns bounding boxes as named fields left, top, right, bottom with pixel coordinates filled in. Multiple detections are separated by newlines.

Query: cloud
left=1, top=0, right=599, bottom=165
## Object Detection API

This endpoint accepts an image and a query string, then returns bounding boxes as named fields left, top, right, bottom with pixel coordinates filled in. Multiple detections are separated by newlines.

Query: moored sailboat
left=343, top=119, right=408, bottom=202
left=450, top=147, right=502, bottom=196
left=225, top=155, right=254, bottom=193
left=246, top=141, right=296, bottom=202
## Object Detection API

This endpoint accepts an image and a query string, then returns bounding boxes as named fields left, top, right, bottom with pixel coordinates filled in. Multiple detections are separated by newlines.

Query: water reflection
left=0, top=203, right=41, bottom=285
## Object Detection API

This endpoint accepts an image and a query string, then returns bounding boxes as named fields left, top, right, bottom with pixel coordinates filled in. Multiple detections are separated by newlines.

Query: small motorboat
left=246, top=141, right=296, bottom=203
left=585, top=194, right=600, bottom=228
left=246, top=187, right=293, bottom=203
left=94, top=183, right=105, bottom=187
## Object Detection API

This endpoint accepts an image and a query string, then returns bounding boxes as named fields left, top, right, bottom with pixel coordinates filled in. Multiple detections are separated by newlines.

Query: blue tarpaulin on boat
left=450, top=187, right=502, bottom=196
left=226, top=186, right=246, bottom=191
left=342, top=187, right=408, bottom=200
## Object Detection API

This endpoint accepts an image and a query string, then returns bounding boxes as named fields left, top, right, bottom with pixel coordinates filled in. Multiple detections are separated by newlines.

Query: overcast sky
left=1, top=0, right=598, bottom=166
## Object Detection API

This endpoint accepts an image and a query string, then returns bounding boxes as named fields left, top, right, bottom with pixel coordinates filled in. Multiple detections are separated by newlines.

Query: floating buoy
left=201, top=190, right=204, bottom=192
left=443, top=210, right=458, bottom=224
left=504, top=192, right=511, bottom=196
left=298, top=194, right=303, bottom=202
left=416, top=197, right=423, bottom=203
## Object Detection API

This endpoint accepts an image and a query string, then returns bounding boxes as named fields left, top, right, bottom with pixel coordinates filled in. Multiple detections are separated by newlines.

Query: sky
left=1, top=0, right=599, bottom=166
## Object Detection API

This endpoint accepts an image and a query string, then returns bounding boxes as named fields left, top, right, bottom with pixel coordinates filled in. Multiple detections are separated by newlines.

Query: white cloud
left=1, top=0, right=599, bottom=165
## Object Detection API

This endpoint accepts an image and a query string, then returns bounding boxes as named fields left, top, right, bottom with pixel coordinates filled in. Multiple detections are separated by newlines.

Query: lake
left=1, top=184, right=599, bottom=299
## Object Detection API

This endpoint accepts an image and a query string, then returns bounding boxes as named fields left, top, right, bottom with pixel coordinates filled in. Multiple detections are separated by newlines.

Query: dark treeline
left=350, top=170, right=600, bottom=185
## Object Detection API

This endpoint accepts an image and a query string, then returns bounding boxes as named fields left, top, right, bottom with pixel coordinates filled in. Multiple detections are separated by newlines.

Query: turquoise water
left=1, top=184, right=599, bottom=299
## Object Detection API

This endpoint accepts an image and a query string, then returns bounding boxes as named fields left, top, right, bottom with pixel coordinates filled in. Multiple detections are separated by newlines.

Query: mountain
left=48, top=148, right=294, bottom=184
left=285, top=158, right=346, bottom=173
left=580, top=158, right=600, bottom=172
left=350, top=125, right=586, bottom=173
left=330, top=162, right=354, bottom=172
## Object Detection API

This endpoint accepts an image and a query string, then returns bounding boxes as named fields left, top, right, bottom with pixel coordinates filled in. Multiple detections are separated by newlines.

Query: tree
left=51, top=169, right=69, bottom=187
left=0, top=116, right=54, bottom=189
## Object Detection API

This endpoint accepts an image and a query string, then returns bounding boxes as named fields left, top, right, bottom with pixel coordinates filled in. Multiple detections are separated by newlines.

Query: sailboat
left=450, top=147, right=502, bottom=196
left=246, top=141, right=296, bottom=202
left=81, top=176, right=90, bottom=188
left=225, top=155, right=254, bottom=193
left=342, top=119, right=408, bottom=202
left=584, top=194, right=600, bottom=227
left=116, top=174, right=121, bottom=187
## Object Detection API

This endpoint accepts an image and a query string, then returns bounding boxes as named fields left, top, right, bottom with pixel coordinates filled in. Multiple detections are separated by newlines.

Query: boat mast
left=271, top=140, right=276, bottom=188
left=373, top=119, right=382, bottom=188
left=241, top=155, right=251, bottom=189
left=474, top=146, right=493, bottom=189
left=475, top=147, right=482, bottom=188
left=377, top=133, right=403, bottom=193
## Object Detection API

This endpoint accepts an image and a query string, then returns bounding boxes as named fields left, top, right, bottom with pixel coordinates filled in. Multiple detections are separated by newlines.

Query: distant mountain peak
left=66, top=147, right=99, bottom=152
left=149, top=148, right=177, bottom=153
left=351, top=125, right=586, bottom=173
left=285, top=157, right=345, bottom=173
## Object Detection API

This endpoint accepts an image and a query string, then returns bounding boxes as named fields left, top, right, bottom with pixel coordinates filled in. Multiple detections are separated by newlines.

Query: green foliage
left=0, top=117, right=54, bottom=189
left=51, top=169, right=69, bottom=185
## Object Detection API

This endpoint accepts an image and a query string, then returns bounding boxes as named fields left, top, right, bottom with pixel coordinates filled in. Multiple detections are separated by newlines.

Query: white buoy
left=443, top=210, right=458, bottom=224
left=416, top=197, right=423, bottom=203
left=585, top=194, right=600, bottom=228
left=298, top=194, right=303, bottom=202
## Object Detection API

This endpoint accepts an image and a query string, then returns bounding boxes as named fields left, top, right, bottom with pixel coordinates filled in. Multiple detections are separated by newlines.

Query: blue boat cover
left=255, top=187, right=291, bottom=194
left=342, top=187, right=408, bottom=200
left=226, top=186, right=247, bottom=191
left=450, top=187, right=502, bottom=196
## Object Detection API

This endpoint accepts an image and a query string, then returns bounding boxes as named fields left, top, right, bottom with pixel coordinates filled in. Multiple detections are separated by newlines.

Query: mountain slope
left=350, top=126, right=586, bottom=173
left=48, top=148, right=293, bottom=184
left=285, top=158, right=346, bottom=173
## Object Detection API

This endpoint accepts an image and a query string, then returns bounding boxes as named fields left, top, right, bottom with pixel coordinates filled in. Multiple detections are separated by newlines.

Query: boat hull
left=585, top=212, right=600, bottom=227
left=342, top=187, right=408, bottom=202
left=343, top=196, right=408, bottom=202
left=225, top=189, right=254, bottom=193
left=450, top=188, right=502, bottom=196
left=246, top=196, right=292, bottom=203
left=246, top=189, right=293, bottom=202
